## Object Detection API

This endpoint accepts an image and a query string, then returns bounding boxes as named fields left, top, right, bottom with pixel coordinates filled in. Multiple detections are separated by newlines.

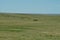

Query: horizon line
left=0, top=12, right=60, bottom=14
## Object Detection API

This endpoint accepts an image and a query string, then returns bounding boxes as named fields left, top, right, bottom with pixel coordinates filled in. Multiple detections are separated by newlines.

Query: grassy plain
left=0, top=13, right=60, bottom=40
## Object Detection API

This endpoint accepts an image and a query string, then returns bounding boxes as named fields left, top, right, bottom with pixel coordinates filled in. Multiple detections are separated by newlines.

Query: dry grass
left=0, top=14, right=60, bottom=40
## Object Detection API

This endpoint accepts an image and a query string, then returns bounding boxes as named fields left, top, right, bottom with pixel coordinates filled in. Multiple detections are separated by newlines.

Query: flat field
left=0, top=13, right=60, bottom=40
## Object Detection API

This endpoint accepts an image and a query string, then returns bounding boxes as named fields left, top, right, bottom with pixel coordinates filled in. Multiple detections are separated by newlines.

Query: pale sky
left=0, top=0, right=60, bottom=14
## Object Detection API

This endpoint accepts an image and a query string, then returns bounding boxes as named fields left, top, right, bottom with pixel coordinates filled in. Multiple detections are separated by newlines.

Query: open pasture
left=0, top=13, right=60, bottom=40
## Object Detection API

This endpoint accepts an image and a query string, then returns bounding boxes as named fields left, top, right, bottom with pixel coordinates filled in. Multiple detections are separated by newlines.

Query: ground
left=0, top=13, right=60, bottom=40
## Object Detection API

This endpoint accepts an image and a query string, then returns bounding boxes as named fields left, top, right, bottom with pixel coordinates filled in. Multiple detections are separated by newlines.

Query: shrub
left=33, top=19, right=38, bottom=21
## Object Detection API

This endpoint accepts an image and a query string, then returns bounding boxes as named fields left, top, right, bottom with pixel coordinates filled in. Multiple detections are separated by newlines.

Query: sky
left=0, top=0, right=60, bottom=14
